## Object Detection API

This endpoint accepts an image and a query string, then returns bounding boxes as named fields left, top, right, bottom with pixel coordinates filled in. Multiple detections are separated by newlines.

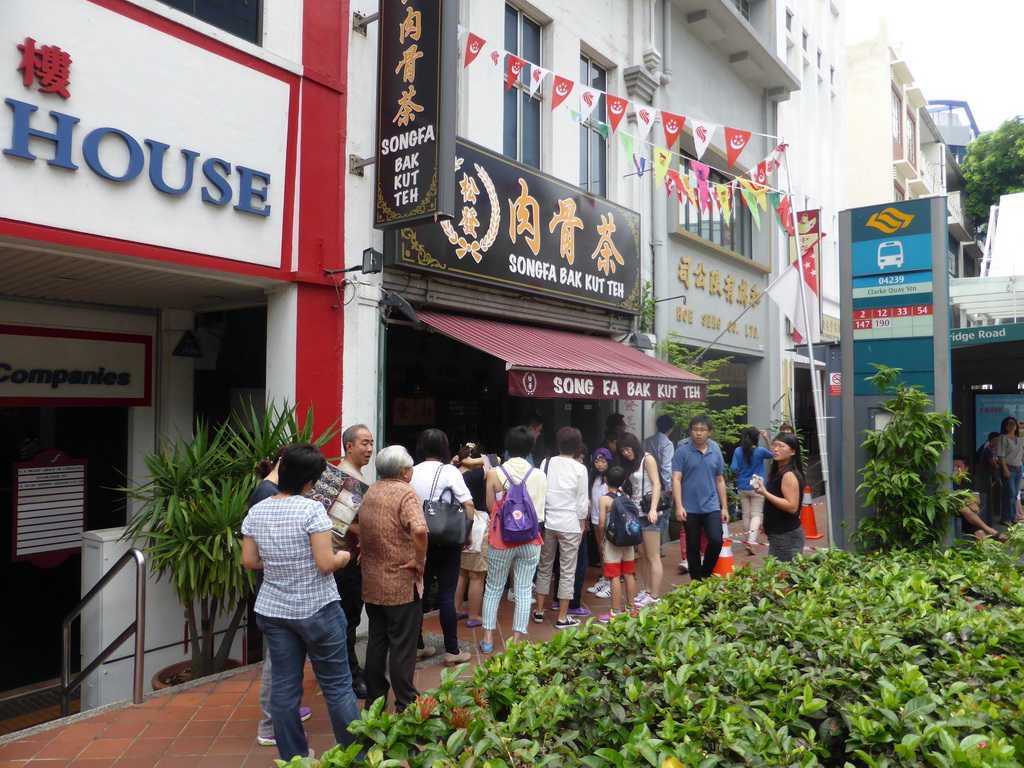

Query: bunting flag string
left=455, top=26, right=797, bottom=232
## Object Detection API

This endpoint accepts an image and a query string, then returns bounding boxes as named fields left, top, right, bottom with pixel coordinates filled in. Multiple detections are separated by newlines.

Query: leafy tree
left=655, top=342, right=748, bottom=447
left=855, top=366, right=972, bottom=550
left=962, top=115, right=1024, bottom=230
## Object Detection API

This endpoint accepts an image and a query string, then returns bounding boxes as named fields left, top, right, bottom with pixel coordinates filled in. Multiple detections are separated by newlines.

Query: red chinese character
left=18, top=37, right=72, bottom=99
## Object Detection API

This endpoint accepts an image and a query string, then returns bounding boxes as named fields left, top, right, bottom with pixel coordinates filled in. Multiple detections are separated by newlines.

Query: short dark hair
left=416, top=428, right=450, bottom=462
left=277, top=443, right=327, bottom=495
left=655, top=414, right=674, bottom=434
left=606, top=412, right=625, bottom=430
left=606, top=465, right=627, bottom=488
left=988, top=432, right=1000, bottom=441
left=953, top=453, right=969, bottom=464
left=689, top=414, right=713, bottom=431
left=556, top=426, right=582, bottom=455
left=458, top=442, right=483, bottom=461
left=505, top=425, right=535, bottom=459
left=524, top=412, right=544, bottom=429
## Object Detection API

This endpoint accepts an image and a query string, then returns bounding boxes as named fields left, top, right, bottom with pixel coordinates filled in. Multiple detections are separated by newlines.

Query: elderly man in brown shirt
left=358, top=445, right=428, bottom=712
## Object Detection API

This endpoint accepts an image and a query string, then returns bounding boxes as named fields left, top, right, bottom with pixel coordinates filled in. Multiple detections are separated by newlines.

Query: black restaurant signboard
left=390, top=139, right=641, bottom=314
left=374, top=0, right=456, bottom=229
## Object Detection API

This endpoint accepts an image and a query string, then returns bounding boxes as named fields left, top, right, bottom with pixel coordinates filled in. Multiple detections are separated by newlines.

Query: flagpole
left=780, top=142, right=834, bottom=545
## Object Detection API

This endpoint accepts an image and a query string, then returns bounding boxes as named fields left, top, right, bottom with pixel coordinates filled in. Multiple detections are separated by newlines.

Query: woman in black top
left=752, top=432, right=805, bottom=562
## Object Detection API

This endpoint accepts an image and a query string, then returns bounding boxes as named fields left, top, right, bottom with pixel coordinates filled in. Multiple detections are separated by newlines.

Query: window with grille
left=579, top=55, right=607, bottom=196
left=503, top=5, right=542, bottom=169
left=677, top=158, right=753, bottom=259
left=157, top=0, right=260, bottom=44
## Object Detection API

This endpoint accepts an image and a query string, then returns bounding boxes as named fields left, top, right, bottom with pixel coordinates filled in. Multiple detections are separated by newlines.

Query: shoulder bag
left=423, top=465, right=472, bottom=546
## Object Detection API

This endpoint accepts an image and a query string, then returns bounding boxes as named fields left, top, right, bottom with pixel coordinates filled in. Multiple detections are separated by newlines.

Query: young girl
left=586, top=448, right=612, bottom=598
left=753, top=433, right=805, bottom=562
left=617, top=433, right=662, bottom=607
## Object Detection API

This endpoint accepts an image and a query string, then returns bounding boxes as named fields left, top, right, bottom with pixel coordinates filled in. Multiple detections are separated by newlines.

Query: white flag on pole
left=763, top=263, right=821, bottom=343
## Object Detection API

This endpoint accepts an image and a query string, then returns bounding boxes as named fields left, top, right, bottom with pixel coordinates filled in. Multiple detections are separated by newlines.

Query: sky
left=845, top=0, right=1024, bottom=133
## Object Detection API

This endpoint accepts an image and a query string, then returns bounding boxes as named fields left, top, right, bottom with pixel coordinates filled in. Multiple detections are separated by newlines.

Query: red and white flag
left=528, top=65, right=549, bottom=98
left=551, top=75, right=574, bottom=110
left=661, top=111, right=686, bottom=149
left=606, top=95, right=629, bottom=132
left=464, top=33, right=486, bottom=68
left=724, top=127, right=751, bottom=167
left=635, top=106, right=658, bottom=142
left=691, top=120, right=717, bottom=161
left=764, top=262, right=821, bottom=344
left=505, top=55, right=526, bottom=91
left=578, top=87, right=601, bottom=123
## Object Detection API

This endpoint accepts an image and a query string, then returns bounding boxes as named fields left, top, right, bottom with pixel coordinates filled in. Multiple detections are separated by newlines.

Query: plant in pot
left=119, top=402, right=338, bottom=685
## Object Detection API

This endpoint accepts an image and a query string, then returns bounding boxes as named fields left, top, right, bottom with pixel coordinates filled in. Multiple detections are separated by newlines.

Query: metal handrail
left=61, top=548, right=147, bottom=717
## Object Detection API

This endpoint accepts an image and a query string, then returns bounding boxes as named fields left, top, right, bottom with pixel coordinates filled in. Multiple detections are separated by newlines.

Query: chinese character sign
left=374, top=0, right=456, bottom=228
left=17, top=37, right=72, bottom=98
left=392, top=139, right=641, bottom=314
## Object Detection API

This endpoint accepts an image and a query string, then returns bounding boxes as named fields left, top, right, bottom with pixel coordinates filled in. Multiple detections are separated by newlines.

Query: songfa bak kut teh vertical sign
left=374, top=0, right=456, bottom=229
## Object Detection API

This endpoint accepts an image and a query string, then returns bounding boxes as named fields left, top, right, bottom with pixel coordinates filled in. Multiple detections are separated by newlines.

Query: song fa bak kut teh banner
left=390, top=138, right=641, bottom=314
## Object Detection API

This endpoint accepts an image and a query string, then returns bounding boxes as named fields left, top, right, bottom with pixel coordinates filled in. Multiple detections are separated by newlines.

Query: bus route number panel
left=852, top=304, right=933, bottom=340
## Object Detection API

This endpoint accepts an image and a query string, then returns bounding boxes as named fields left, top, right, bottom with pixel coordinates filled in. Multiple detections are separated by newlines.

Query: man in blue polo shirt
left=671, top=414, right=729, bottom=580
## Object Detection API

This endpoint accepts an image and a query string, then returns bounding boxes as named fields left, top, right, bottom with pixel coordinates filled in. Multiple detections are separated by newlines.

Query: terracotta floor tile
left=242, top=751, right=279, bottom=768
left=205, top=692, right=244, bottom=706
left=205, top=734, right=256, bottom=756
left=218, top=720, right=254, bottom=738
left=0, top=739, right=45, bottom=761
left=77, top=738, right=133, bottom=759
left=60, top=723, right=108, bottom=741
left=32, top=739, right=88, bottom=760
left=225, top=705, right=262, bottom=722
left=151, top=707, right=193, bottom=723
left=166, top=735, right=216, bottom=755
left=200, top=754, right=253, bottom=768
left=111, top=757, right=162, bottom=768
left=163, top=693, right=208, bottom=708
left=213, top=678, right=255, bottom=693
left=115, top=707, right=158, bottom=723
left=191, top=705, right=238, bottom=722
left=177, top=718, right=223, bottom=738
left=97, top=721, right=148, bottom=739
left=122, top=736, right=172, bottom=758
left=66, top=759, right=121, bottom=768
left=155, top=755, right=208, bottom=768
left=140, top=721, right=187, bottom=740
left=10, top=725, right=65, bottom=741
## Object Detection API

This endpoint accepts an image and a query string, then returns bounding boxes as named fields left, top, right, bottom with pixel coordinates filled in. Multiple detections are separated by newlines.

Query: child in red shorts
left=596, top=466, right=637, bottom=623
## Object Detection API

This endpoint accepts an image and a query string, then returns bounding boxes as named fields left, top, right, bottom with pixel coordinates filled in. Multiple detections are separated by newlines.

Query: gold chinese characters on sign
left=676, top=256, right=762, bottom=340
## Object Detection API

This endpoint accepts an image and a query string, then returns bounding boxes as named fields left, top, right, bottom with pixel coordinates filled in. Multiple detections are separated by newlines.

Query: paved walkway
left=0, top=504, right=830, bottom=768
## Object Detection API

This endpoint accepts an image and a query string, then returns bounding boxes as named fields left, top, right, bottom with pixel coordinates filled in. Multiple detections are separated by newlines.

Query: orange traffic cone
left=801, top=486, right=824, bottom=539
left=712, top=539, right=735, bottom=577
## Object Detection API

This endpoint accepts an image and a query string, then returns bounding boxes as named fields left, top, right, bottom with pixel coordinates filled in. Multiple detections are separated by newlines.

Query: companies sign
left=392, top=138, right=641, bottom=314
left=0, top=325, right=152, bottom=406
left=373, top=0, right=456, bottom=228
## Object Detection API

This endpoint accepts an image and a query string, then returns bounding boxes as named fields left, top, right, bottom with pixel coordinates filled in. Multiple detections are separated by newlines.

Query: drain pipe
left=651, top=0, right=672, bottom=336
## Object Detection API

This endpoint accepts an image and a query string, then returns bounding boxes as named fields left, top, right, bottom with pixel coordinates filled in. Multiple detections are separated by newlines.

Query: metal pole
left=132, top=551, right=147, bottom=705
left=781, top=142, right=834, bottom=544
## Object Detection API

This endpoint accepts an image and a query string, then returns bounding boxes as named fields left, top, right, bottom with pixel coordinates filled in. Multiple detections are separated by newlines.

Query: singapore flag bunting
left=724, top=127, right=752, bottom=167
left=551, top=76, right=574, bottom=110
left=691, top=120, right=717, bottom=161
left=606, top=95, right=629, bottom=132
left=578, top=87, right=601, bottom=123
left=464, top=33, right=486, bottom=68
left=528, top=66, right=550, bottom=98
left=635, top=106, right=658, bottom=142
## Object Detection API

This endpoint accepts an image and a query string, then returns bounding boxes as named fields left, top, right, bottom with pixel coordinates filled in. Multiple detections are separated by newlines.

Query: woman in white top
left=534, top=427, right=591, bottom=628
left=410, top=428, right=476, bottom=666
left=996, top=416, right=1024, bottom=525
left=617, top=432, right=662, bottom=607
left=586, top=448, right=612, bottom=598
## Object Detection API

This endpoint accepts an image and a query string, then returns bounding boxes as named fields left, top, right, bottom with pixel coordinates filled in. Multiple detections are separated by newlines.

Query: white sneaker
left=587, top=576, right=609, bottom=594
left=635, top=590, right=649, bottom=605
left=507, top=590, right=536, bottom=604
left=594, top=584, right=612, bottom=599
left=677, top=561, right=689, bottom=574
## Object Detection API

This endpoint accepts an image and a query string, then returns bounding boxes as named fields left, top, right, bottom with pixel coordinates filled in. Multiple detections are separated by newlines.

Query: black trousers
left=364, top=599, right=421, bottom=713
left=334, top=558, right=364, bottom=684
left=682, top=512, right=723, bottom=580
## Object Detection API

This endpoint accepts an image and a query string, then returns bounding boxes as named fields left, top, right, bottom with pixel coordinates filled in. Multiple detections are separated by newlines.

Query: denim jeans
left=1000, top=465, right=1023, bottom=524
left=421, top=542, right=462, bottom=654
left=681, top=512, right=723, bottom=580
left=767, top=526, right=805, bottom=562
left=256, top=601, right=360, bottom=761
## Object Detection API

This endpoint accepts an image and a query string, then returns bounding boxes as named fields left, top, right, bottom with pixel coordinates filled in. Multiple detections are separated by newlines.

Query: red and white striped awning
left=417, top=311, right=706, bottom=402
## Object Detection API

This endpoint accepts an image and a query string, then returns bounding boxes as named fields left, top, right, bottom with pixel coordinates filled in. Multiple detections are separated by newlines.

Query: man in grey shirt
left=643, top=414, right=675, bottom=488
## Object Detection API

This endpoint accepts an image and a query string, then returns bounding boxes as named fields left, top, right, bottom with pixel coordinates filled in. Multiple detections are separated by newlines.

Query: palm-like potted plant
left=119, top=402, right=338, bottom=683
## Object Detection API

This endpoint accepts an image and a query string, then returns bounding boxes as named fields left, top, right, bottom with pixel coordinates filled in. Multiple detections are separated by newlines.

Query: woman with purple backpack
left=479, top=426, right=547, bottom=655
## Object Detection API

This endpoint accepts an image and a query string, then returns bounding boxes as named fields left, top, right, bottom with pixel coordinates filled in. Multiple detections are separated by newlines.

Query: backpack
left=604, top=490, right=643, bottom=547
left=496, top=466, right=539, bottom=544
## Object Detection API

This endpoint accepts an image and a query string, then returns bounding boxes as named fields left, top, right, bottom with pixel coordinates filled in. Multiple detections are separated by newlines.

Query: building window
left=678, top=157, right=753, bottom=259
left=785, top=9, right=793, bottom=31
left=156, top=0, right=260, bottom=44
left=802, top=30, right=809, bottom=51
left=504, top=5, right=542, bottom=169
left=830, top=65, right=835, bottom=86
left=894, top=181, right=905, bottom=202
left=731, top=0, right=751, bottom=19
left=906, top=110, right=917, bottom=165
left=816, top=49, right=822, bottom=69
left=891, top=87, right=903, bottom=146
left=579, top=55, right=607, bottom=196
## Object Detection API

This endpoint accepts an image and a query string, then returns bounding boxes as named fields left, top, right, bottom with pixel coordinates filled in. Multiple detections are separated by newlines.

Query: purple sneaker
left=549, top=600, right=560, bottom=610
left=566, top=606, right=591, bottom=617
left=300, top=707, right=312, bottom=722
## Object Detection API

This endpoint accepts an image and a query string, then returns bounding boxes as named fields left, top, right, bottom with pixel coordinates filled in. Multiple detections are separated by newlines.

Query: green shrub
left=282, top=541, right=1024, bottom=768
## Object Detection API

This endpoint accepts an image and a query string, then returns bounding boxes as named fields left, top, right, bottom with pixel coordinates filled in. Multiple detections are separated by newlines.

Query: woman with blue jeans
left=480, top=426, right=547, bottom=654
left=242, top=443, right=360, bottom=761
left=996, top=417, right=1024, bottom=525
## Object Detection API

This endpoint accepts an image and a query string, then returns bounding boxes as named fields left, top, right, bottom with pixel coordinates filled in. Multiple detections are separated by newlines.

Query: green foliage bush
left=280, top=540, right=1024, bottom=768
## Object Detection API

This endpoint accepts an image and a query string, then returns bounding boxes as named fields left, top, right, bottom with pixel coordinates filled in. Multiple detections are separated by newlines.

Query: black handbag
left=423, top=465, right=472, bottom=546
left=639, top=460, right=672, bottom=514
